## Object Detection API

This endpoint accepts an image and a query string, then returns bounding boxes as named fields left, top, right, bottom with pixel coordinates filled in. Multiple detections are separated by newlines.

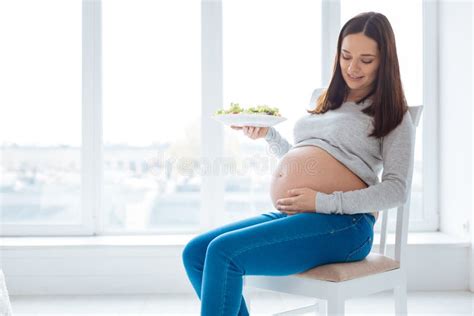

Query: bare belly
left=270, top=146, right=379, bottom=222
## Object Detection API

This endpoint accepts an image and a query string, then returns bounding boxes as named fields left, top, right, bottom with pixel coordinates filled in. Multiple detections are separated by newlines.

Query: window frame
left=0, top=0, right=94, bottom=236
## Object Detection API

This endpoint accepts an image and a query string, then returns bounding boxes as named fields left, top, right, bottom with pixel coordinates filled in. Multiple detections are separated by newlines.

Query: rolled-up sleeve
left=264, top=126, right=293, bottom=159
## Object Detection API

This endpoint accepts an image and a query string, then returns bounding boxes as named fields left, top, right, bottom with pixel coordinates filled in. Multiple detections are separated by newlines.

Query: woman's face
left=340, top=32, right=380, bottom=97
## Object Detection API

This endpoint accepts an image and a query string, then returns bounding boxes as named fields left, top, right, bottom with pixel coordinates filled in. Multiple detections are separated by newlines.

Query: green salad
left=215, top=103, right=281, bottom=116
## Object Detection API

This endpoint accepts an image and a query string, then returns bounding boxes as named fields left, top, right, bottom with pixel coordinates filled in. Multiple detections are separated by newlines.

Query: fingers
left=243, top=126, right=249, bottom=135
left=277, top=197, right=300, bottom=213
left=251, top=127, right=260, bottom=138
left=250, top=127, right=260, bottom=138
left=232, top=126, right=263, bottom=139
left=244, top=126, right=253, bottom=137
left=287, top=188, right=303, bottom=196
left=243, top=126, right=261, bottom=139
left=277, top=197, right=295, bottom=206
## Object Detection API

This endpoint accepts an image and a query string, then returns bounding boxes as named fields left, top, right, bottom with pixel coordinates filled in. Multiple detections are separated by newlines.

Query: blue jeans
left=182, top=211, right=375, bottom=316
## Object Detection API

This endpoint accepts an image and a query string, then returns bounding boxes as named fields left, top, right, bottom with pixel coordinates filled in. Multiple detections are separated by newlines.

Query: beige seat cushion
left=296, top=252, right=400, bottom=282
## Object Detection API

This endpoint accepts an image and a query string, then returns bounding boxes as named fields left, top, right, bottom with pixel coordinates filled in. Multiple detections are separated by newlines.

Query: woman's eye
left=342, top=55, right=373, bottom=64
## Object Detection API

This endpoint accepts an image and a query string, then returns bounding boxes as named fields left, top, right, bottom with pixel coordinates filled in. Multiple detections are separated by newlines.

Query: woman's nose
left=348, top=61, right=360, bottom=72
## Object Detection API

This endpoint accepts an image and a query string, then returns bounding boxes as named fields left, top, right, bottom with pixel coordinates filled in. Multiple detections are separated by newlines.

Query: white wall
left=438, top=0, right=473, bottom=240
left=2, top=242, right=470, bottom=295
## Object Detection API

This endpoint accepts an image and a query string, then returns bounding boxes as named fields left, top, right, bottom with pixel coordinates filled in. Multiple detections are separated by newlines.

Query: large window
left=221, top=0, right=322, bottom=223
left=341, top=0, right=425, bottom=230
left=102, top=0, right=201, bottom=232
left=0, top=0, right=82, bottom=225
left=0, top=0, right=436, bottom=235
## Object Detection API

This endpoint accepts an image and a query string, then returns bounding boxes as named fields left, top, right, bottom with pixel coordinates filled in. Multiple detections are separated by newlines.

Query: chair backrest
left=380, top=105, right=423, bottom=270
left=308, top=88, right=423, bottom=268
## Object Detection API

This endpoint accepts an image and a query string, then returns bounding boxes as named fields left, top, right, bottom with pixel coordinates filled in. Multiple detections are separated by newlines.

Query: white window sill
left=0, top=231, right=470, bottom=248
left=372, top=231, right=470, bottom=247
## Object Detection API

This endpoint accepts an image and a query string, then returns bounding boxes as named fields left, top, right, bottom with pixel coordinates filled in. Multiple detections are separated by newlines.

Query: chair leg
left=242, top=278, right=252, bottom=313
left=323, top=297, right=345, bottom=316
left=394, top=283, right=408, bottom=316
left=0, top=270, right=14, bottom=316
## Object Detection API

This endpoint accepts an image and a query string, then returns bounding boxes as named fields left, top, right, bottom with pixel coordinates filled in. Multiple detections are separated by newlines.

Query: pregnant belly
left=270, top=146, right=379, bottom=222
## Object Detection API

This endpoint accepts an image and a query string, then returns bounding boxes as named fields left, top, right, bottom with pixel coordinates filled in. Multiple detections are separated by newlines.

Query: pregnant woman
left=183, top=11, right=415, bottom=316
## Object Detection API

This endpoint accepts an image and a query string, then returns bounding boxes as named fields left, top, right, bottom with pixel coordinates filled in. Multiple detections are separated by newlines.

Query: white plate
left=211, top=113, right=287, bottom=127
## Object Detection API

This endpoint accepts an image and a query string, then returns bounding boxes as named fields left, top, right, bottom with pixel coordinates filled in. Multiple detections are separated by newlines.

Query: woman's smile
left=348, top=73, right=364, bottom=80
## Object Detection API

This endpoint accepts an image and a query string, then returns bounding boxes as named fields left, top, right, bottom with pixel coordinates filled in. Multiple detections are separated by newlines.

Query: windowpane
left=341, top=0, right=424, bottom=226
left=222, top=0, right=322, bottom=223
left=102, top=0, right=201, bottom=232
left=0, top=0, right=82, bottom=224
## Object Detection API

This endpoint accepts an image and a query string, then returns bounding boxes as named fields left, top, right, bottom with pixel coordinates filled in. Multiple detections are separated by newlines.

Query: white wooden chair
left=243, top=90, right=423, bottom=316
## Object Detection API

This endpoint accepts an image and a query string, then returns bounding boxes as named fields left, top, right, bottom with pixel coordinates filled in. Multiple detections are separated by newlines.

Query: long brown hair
left=309, top=12, right=408, bottom=139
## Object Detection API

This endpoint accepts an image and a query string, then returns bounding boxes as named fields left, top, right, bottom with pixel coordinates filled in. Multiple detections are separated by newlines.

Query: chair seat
left=295, top=252, right=400, bottom=282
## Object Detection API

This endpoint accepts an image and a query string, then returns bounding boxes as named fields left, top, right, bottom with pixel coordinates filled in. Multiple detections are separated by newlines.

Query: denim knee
left=206, top=236, right=228, bottom=258
left=182, top=235, right=209, bottom=267
left=205, top=234, right=243, bottom=267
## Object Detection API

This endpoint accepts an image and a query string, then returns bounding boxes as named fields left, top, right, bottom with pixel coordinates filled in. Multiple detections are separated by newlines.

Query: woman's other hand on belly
left=276, top=187, right=318, bottom=215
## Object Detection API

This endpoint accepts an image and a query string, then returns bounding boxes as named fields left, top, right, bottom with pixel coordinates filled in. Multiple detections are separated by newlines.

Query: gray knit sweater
left=264, top=88, right=416, bottom=215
